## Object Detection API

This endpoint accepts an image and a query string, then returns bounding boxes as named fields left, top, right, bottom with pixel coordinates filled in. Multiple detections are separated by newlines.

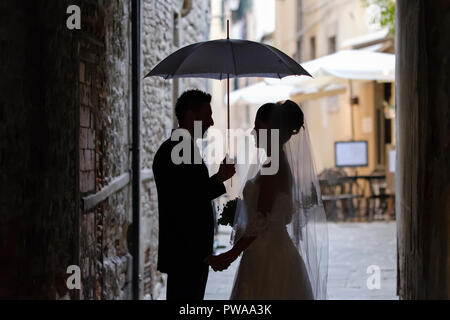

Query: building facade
left=274, top=0, right=395, bottom=178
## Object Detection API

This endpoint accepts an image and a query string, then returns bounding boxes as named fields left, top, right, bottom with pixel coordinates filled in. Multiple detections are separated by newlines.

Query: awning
left=339, top=28, right=390, bottom=50
left=228, top=81, right=347, bottom=105
left=267, top=49, right=395, bottom=85
left=228, top=82, right=295, bottom=105
left=291, top=83, right=347, bottom=103
left=228, top=49, right=395, bottom=104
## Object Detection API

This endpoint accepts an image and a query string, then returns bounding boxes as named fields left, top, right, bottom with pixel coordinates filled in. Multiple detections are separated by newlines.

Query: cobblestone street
left=205, top=222, right=398, bottom=300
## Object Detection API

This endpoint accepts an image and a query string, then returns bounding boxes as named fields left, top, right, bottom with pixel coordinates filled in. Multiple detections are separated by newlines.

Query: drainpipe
left=131, top=0, right=141, bottom=300
left=181, top=0, right=193, bottom=17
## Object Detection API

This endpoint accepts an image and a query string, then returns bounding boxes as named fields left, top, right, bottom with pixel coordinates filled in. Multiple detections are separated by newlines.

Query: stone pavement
left=205, top=222, right=398, bottom=300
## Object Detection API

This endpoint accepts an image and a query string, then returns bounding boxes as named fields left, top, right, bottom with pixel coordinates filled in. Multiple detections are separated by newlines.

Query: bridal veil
left=227, top=106, right=329, bottom=300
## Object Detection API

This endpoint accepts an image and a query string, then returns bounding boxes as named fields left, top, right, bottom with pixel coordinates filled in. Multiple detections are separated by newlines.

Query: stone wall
left=78, top=0, right=133, bottom=300
left=99, top=0, right=134, bottom=299
left=78, top=0, right=212, bottom=300
left=141, top=0, right=211, bottom=299
left=0, top=0, right=210, bottom=299
left=0, top=0, right=134, bottom=300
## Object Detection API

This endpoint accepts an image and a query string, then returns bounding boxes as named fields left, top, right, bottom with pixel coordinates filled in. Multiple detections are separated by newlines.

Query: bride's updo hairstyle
left=256, top=100, right=304, bottom=146
left=279, top=100, right=304, bottom=144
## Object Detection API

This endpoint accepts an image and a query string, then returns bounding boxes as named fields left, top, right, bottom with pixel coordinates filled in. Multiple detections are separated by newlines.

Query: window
left=310, top=36, right=316, bottom=59
left=328, top=36, right=336, bottom=54
left=296, top=39, right=302, bottom=62
left=376, top=108, right=385, bottom=166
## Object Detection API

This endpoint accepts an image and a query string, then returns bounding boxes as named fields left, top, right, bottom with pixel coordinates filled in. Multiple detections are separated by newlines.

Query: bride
left=207, top=100, right=328, bottom=300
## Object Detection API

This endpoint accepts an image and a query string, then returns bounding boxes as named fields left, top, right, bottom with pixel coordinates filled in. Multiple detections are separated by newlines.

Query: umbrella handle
left=227, top=72, right=232, bottom=188
left=226, top=19, right=232, bottom=188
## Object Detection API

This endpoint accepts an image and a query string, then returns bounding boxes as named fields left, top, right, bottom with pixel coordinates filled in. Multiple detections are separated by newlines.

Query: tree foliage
left=363, top=0, right=395, bottom=36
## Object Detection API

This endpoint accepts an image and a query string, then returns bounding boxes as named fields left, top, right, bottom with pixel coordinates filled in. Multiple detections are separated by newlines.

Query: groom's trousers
left=166, top=262, right=209, bottom=300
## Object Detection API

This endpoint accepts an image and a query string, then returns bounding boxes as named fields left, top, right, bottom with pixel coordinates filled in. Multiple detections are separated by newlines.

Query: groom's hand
left=216, top=157, right=236, bottom=182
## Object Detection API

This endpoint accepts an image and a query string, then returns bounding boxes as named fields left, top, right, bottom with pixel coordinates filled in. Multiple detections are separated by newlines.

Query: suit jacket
left=152, top=132, right=226, bottom=273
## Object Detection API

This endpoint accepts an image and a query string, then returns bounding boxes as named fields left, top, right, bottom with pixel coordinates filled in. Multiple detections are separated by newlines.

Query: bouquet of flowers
left=217, top=198, right=238, bottom=227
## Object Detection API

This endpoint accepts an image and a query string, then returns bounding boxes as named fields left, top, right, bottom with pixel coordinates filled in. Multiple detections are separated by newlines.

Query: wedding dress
left=230, top=171, right=314, bottom=300
left=225, top=123, right=328, bottom=300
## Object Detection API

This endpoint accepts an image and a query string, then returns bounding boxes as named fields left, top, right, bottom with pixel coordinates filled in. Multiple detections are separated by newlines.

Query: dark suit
left=152, top=131, right=226, bottom=300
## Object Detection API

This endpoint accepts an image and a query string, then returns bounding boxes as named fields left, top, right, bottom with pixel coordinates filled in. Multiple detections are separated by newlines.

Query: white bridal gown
left=230, top=172, right=314, bottom=300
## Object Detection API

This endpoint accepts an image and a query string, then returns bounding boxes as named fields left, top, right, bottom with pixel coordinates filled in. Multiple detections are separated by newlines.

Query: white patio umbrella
left=266, top=50, right=395, bottom=86
left=265, top=50, right=395, bottom=139
left=228, top=81, right=295, bottom=105
left=229, top=50, right=394, bottom=106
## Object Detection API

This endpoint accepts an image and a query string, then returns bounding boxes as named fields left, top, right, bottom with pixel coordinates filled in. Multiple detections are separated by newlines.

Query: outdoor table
left=341, top=175, right=388, bottom=220
left=319, top=177, right=364, bottom=221
left=320, top=174, right=387, bottom=221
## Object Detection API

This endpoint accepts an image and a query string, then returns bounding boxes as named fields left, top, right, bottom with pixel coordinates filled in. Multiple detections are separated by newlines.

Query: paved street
left=205, top=222, right=398, bottom=300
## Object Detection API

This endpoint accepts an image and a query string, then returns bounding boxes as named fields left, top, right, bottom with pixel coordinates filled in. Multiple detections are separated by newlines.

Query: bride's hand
left=205, top=252, right=235, bottom=271
left=206, top=254, right=229, bottom=271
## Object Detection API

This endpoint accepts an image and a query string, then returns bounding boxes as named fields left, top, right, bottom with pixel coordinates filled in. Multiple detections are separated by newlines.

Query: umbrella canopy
left=144, top=39, right=311, bottom=80
left=145, top=20, right=311, bottom=169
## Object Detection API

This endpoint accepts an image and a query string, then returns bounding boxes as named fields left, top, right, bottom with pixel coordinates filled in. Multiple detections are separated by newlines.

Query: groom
left=153, top=89, right=235, bottom=300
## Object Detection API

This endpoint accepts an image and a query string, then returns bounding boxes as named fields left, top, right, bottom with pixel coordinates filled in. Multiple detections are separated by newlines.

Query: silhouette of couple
left=153, top=89, right=327, bottom=300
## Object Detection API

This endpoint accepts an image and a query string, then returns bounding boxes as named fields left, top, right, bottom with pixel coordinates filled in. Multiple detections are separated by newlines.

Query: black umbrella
left=145, top=20, right=311, bottom=144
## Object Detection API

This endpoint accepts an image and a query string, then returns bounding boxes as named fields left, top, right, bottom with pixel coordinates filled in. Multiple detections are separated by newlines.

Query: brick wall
left=78, top=0, right=133, bottom=300
left=78, top=0, right=106, bottom=299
